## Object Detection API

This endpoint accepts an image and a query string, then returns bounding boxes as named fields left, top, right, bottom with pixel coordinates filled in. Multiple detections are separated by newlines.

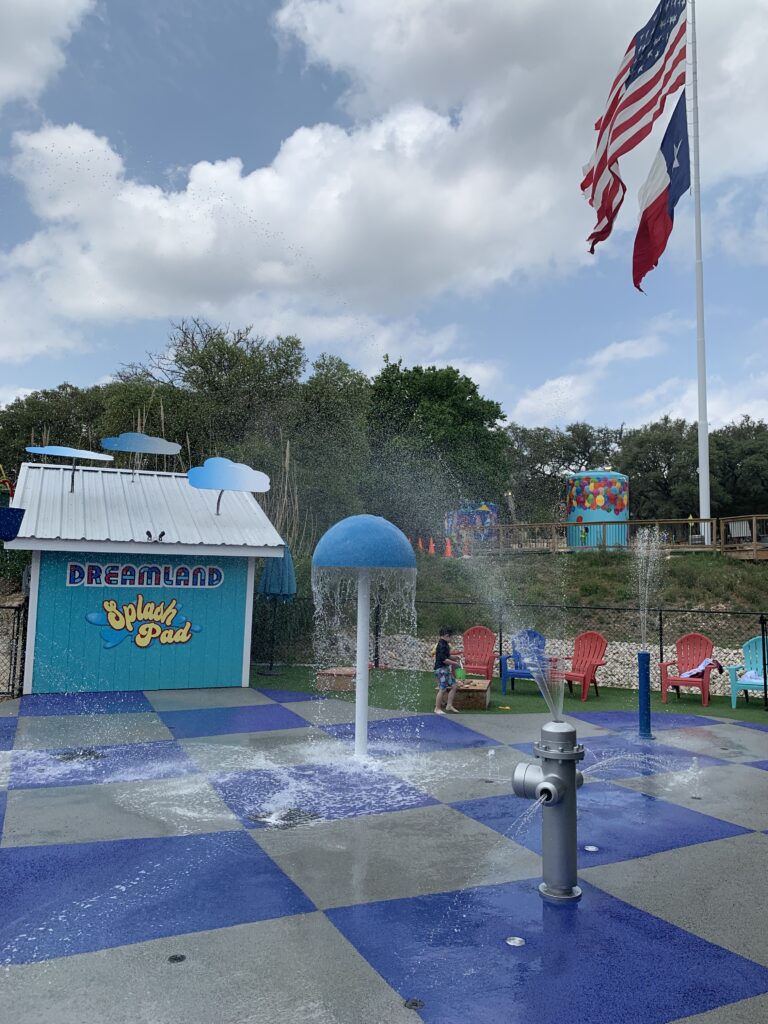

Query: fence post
left=658, top=608, right=664, bottom=665
left=754, top=517, right=758, bottom=562
left=498, top=607, right=503, bottom=674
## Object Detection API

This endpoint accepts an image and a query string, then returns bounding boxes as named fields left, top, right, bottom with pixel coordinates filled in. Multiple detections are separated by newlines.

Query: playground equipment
left=566, top=470, right=629, bottom=548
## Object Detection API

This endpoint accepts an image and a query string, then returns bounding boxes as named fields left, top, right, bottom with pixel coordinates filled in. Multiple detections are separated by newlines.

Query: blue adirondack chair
left=727, top=636, right=767, bottom=708
left=500, top=629, right=546, bottom=696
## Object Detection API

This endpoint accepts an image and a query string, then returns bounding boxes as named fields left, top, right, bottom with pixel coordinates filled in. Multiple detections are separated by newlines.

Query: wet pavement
left=2, top=689, right=768, bottom=1023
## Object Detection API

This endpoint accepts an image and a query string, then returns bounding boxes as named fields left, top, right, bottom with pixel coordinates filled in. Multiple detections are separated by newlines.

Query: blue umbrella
left=257, top=547, right=297, bottom=673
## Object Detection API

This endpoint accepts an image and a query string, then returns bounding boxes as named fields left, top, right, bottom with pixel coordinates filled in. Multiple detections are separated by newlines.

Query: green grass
left=250, top=663, right=768, bottom=725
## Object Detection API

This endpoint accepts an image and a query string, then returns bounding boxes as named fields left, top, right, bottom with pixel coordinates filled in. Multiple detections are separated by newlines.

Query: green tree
left=614, top=417, right=700, bottom=519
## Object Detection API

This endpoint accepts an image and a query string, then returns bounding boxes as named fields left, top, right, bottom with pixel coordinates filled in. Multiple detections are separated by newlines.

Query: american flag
left=581, top=0, right=687, bottom=253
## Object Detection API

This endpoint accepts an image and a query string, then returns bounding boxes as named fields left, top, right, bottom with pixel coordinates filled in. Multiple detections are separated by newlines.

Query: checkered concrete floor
left=2, top=688, right=768, bottom=1024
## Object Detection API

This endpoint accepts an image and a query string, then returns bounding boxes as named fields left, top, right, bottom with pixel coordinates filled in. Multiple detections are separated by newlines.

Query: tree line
left=1, top=320, right=767, bottom=558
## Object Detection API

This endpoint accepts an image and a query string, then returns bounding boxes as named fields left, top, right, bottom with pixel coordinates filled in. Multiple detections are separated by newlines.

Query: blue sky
left=0, top=0, right=766, bottom=429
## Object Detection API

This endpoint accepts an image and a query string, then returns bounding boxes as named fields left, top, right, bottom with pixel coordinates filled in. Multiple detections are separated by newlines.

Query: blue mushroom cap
left=312, top=515, right=416, bottom=570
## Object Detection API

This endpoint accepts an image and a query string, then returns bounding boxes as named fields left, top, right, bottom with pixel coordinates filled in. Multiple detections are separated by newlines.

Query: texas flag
left=632, top=90, right=690, bottom=290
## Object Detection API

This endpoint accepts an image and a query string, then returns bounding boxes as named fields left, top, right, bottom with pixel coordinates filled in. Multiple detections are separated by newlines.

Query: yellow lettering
left=143, top=601, right=156, bottom=620
left=162, top=599, right=178, bottom=626
left=136, top=593, right=144, bottom=620
left=103, top=599, right=126, bottom=631
left=172, top=622, right=192, bottom=644
left=134, top=622, right=161, bottom=648
left=159, top=628, right=175, bottom=644
left=123, top=603, right=137, bottom=633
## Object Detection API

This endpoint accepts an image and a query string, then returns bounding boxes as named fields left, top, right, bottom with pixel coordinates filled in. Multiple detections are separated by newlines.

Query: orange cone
left=417, top=537, right=424, bottom=552
left=428, top=537, right=435, bottom=556
left=444, top=537, right=453, bottom=558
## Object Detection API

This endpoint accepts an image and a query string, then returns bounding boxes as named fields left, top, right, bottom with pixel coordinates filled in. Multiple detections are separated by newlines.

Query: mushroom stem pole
left=355, top=570, right=370, bottom=758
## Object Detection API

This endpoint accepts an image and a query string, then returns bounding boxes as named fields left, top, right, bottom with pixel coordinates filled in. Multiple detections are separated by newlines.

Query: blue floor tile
left=0, top=792, right=5, bottom=834
left=749, top=761, right=768, bottom=771
left=255, top=688, right=324, bottom=702
left=733, top=720, right=768, bottom=733
left=569, top=711, right=722, bottom=731
left=158, top=704, right=308, bottom=739
left=0, top=717, right=17, bottom=751
left=513, top=733, right=728, bottom=780
left=9, top=740, right=200, bottom=789
left=327, top=878, right=768, bottom=1024
left=452, top=782, right=749, bottom=866
left=212, top=762, right=437, bottom=826
left=321, top=714, right=498, bottom=754
left=0, top=831, right=314, bottom=965
left=19, top=692, right=154, bottom=717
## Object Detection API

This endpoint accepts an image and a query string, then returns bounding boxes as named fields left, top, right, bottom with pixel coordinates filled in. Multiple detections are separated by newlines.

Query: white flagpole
left=689, top=0, right=711, bottom=529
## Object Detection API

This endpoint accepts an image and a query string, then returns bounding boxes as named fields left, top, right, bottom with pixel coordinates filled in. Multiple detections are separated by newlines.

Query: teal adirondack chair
left=727, top=636, right=767, bottom=708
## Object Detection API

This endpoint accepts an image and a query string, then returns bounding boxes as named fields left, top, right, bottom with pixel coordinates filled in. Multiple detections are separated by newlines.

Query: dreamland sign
left=67, top=562, right=224, bottom=589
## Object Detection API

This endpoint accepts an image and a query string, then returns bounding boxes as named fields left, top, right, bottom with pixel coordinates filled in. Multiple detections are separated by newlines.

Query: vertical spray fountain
left=312, top=515, right=416, bottom=758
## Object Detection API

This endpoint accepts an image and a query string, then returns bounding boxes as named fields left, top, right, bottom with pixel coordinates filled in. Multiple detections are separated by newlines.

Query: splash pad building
left=7, top=463, right=284, bottom=694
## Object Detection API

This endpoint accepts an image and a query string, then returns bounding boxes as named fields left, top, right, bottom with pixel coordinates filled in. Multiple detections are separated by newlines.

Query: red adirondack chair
left=563, top=631, right=607, bottom=701
left=462, top=626, right=496, bottom=681
left=660, top=633, right=714, bottom=706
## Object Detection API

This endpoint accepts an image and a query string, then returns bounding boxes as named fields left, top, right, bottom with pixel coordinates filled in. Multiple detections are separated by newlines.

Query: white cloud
left=632, top=373, right=768, bottom=427
left=510, top=331, right=669, bottom=426
left=0, top=0, right=94, bottom=110
left=0, top=386, right=33, bottom=408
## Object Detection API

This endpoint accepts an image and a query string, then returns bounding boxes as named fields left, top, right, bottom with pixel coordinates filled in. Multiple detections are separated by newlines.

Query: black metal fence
left=0, top=597, right=26, bottom=698
left=251, top=595, right=768, bottom=697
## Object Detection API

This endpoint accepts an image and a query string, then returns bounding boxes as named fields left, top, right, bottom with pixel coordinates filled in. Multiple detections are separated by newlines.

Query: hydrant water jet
left=512, top=720, right=585, bottom=903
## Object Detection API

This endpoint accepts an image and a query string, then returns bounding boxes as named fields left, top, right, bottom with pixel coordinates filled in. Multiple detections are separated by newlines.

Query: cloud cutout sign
left=187, top=457, right=270, bottom=494
left=26, top=445, right=114, bottom=462
left=101, top=432, right=181, bottom=455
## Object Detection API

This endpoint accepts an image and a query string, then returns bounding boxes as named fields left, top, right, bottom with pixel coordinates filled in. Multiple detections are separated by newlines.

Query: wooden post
left=754, top=516, right=758, bottom=562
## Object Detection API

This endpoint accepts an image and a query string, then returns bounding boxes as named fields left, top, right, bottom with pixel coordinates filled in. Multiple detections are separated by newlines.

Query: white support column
left=689, top=0, right=711, bottom=532
left=354, top=570, right=370, bottom=758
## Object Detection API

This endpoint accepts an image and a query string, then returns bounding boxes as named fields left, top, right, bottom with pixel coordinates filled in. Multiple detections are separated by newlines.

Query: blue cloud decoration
left=101, top=432, right=181, bottom=455
left=188, top=458, right=269, bottom=493
left=26, top=445, right=114, bottom=461
left=187, top=457, right=270, bottom=516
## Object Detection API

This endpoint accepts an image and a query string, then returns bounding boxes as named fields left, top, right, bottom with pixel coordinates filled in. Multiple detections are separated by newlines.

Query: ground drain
left=57, top=748, right=106, bottom=762
left=404, top=998, right=425, bottom=1009
left=167, top=954, right=186, bottom=964
left=251, top=808, right=323, bottom=829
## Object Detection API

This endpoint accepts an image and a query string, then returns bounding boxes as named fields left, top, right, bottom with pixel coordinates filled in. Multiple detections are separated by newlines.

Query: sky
left=0, top=0, right=767, bottom=429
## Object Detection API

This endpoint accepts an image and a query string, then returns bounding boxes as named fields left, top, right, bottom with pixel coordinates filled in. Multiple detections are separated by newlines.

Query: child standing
left=434, top=626, right=461, bottom=714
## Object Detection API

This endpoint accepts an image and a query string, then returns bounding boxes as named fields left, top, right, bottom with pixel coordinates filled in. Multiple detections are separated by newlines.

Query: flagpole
left=689, top=0, right=711, bottom=529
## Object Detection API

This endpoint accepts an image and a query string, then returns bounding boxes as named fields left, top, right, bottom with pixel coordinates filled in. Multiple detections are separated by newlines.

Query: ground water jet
left=312, top=515, right=416, bottom=758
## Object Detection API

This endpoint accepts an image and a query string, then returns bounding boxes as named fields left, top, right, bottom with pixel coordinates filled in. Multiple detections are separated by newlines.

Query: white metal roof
left=7, top=463, right=285, bottom=558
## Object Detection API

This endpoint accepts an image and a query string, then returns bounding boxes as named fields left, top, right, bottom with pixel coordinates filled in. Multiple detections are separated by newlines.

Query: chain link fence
left=0, top=596, right=26, bottom=698
left=250, top=596, right=768, bottom=697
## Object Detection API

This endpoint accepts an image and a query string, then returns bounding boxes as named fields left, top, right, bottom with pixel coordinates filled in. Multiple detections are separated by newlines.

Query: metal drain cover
left=57, top=748, right=106, bottom=762
left=404, top=998, right=425, bottom=1009
left=167, top=954, right=186, bottom=964
left=251, top=808, right=323, bottom=829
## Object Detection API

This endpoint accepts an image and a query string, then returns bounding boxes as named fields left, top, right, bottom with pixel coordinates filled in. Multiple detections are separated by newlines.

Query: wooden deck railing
left=456, top=517, right=760, bottom=557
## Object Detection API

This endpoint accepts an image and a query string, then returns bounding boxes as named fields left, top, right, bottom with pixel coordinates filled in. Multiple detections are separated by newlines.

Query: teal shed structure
left=7, top=463, right=284, bottom=694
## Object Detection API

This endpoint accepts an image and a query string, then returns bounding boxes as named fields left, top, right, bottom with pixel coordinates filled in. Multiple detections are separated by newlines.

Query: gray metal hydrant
left=512, top=720, right=585, bottom=903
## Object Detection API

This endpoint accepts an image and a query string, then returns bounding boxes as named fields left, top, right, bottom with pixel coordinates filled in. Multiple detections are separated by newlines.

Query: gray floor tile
left=385, top=743, right=532, bottom=802
left=657, top=723, right=768, bottom=763
left=253, top=803, right=541, bottom=909
left=616, top=763, right=768, bottom=831
left=0, top=698, right=20, bottom=717
left=670, top=993, right=768, bottom=1024
left=144, top=687, right=274, bottom=711
left=0, top=750, right=10, bottom=789
left=1, top=775, right=242, bottom=847
left=581, top=832, right=768, bottom=967
left=13, top=712, right=172, bottom=750
left=456, top=711, right=611, bottom=744
left=287, top=697, right=417, bottom=726
left=0, top=913, right=416, bottom=1024
left=180, top=727, right=349, bottom=772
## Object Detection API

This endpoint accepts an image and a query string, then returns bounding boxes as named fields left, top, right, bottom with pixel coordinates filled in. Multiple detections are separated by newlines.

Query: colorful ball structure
left=565, top=471, right=629, bottom=549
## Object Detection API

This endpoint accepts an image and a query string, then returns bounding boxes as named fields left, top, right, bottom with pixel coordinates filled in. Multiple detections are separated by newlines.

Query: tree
left=614, top=417, right=699, bottom=519
left=367, top=359, right=507, bottom=534
left=710, top=416, right=768, bottom=516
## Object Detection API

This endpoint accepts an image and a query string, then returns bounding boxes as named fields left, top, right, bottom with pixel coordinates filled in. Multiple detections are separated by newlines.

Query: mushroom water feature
left=312, top=515, right=416, bottom=758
